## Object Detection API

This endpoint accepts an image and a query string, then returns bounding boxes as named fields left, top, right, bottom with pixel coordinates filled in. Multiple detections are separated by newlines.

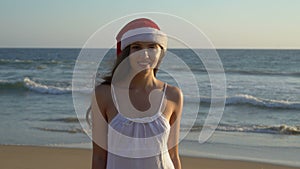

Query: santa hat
left=116, top=18, right=168, bottom=56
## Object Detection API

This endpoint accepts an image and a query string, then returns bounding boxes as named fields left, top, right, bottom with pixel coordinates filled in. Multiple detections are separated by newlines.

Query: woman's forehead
left=131, top=42, right=159, bottom=46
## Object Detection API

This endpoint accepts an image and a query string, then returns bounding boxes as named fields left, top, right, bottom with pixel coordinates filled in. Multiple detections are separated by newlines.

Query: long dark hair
left=101, top=46, right=131, bottom=85
left=86, top=44, right=165, bottom=126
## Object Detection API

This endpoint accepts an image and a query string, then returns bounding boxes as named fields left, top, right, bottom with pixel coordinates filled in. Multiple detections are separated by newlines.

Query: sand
left=0, top=145, right=298, bottom=169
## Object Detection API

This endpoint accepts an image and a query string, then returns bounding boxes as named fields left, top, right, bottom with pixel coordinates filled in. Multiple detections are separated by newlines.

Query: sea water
left=0, top=48, right=299, bottom=167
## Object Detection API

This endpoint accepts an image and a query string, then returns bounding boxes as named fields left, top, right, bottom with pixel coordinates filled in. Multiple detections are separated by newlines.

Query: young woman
left=89, top=18, right=183, bottom=169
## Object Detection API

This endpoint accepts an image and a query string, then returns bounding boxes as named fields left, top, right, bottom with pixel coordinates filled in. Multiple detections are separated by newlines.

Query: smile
left=138, top=62, right=151, bottom=66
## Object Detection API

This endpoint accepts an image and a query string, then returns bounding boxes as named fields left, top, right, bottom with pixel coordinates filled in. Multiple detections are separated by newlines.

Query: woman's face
left=128, top=42, right=162, bottom=72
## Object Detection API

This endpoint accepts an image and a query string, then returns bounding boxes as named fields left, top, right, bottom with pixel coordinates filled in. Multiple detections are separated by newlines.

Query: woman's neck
left=129, top=69, right=157, bottom=91
left=112, top=69, right=161, bottom=92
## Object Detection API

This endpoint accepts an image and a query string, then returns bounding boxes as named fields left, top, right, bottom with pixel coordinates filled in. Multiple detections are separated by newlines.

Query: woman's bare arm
left=91, top=85, right=109, bottom=169
left=167, top=86, right=183, bottom=169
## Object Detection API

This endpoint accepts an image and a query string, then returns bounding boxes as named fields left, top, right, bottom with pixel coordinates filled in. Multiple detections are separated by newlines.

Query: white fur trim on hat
left=120, top=27, right=167, bottom=50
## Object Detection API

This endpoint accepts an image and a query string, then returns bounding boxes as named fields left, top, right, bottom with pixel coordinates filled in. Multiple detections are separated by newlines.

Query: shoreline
left=0, top=145, right=299, bottom=169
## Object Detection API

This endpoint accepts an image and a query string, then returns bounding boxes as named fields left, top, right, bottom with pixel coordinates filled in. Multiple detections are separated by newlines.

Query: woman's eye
left=148, top=45, right=159, bottom=50
left=131, top=45, right=142, bottom=50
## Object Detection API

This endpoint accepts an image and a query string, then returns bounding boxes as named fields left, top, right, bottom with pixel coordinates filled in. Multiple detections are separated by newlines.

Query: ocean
left=0, top=48, right=299, bottom=167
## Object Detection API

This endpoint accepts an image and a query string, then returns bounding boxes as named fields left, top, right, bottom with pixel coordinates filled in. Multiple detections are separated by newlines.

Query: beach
left=0, top=145, right=299, bottom=169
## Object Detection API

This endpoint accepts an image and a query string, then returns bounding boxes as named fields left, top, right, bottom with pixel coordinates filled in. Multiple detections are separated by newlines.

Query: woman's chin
left=135, top=67, right=153, bottom=74
left=136, top=63, right=152, bottom=70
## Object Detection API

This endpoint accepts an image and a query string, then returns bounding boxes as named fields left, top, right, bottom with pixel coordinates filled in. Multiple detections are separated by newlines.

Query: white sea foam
left=23, top=77, right=71, bottom=94
left=197, top=94, right=300, bottom=109
left=182, top=123, right=300, bottom=135
left=0, top=77, right=92, bottom=94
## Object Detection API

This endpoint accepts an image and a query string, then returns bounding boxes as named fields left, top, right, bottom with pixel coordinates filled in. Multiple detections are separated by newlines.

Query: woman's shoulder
left=94, top=83, right=112, bottom=102
left=165, top=84, right=183, bottom=104
left=165, top=84, right=183, bottom=122
left=95, top=83, right=111, bottom=93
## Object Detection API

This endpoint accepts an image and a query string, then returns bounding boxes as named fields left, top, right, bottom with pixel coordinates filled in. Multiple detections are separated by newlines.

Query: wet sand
left=0, top=145, right=298, bottom=169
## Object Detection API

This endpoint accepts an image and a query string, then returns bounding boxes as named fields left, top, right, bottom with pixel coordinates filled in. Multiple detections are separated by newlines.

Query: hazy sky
left=1, top=0, right=299, bottom=48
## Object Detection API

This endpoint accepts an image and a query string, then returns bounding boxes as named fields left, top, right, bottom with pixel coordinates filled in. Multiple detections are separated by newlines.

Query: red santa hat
left=116, top=18, right=168, bottom=56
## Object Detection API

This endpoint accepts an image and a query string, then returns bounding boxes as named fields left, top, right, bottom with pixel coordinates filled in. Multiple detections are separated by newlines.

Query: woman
left=90, top=18, right=183, bottom=169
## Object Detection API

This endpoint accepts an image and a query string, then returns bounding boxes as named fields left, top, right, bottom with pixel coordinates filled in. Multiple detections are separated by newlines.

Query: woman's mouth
left=138, top=62, right=151, bottom=67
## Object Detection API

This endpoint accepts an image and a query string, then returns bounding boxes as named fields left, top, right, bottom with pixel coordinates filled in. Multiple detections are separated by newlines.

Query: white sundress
left=106, top=84, right=175, bottom=169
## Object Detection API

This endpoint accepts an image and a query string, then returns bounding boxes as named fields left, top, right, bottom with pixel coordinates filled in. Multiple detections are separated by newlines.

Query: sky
left=0, top=0, right=299, bottom=49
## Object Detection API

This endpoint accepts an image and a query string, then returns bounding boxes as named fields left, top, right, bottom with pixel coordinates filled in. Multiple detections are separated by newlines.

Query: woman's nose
left=140, top=49, right=149, bottom=58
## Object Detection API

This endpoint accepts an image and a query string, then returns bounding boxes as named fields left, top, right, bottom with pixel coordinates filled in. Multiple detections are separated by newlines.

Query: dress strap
left=111, top=84, right=120, bottom=112
left=158, top=83, right=167, bottom=113
left=110, top=83, right=167, bottom=123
